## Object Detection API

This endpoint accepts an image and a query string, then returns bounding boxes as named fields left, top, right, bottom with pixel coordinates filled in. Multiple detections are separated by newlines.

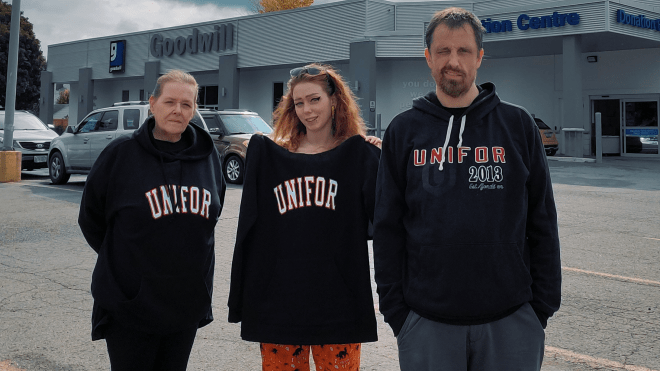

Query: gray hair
left=151, top=69, right=199, bottom=102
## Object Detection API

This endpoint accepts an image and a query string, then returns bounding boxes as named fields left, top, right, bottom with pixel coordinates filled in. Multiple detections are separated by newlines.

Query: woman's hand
left=365, top=135, right=382, bottom=149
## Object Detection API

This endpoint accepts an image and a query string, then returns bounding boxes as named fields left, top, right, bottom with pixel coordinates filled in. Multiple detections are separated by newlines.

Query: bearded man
left=373, top=6, right=562, bottom=371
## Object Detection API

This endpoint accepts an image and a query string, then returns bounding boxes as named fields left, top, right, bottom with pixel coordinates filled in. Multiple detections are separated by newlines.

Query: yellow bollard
left=0, top=151, right=22, bottom=182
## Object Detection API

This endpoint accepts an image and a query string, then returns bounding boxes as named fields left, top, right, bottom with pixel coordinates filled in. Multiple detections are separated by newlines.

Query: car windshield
left=534, top=118, right=551, bottom=130
left=0, top=113, right=48, bottom=130
left=190, top=111, right=208, bottom=132
left=220, top=114, right=273, bottom=135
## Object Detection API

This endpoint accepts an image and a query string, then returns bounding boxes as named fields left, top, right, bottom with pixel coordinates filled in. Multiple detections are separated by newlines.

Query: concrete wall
left=479, top=55, right=557, bottom=127
left=238, top=63, right=351, bottom=125
left=581, top=48, right=660, bottom=95
left=239, top=66, right=291, bottom=124
left=94, top=78, right=145, bottom=108
left=375, top=59, right=433, bottom=130
left=68, top=83, right=79, bottom=126
left=375, top=54, right=558, bottom=133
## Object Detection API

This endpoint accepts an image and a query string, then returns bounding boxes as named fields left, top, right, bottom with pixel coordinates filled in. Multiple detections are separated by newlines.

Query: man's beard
left=437, top=68, right=471, bottom=98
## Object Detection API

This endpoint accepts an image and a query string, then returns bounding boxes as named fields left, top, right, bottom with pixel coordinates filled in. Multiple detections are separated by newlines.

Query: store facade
left=41, top=0, right=660, bottom=157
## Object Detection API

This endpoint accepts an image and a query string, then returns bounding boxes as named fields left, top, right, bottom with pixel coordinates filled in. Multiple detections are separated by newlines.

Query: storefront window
left=624, top=101, right=658, bottom=155
left=198, top=86, right=219, bottom=109
left=626, top=102, right=658, bottom=127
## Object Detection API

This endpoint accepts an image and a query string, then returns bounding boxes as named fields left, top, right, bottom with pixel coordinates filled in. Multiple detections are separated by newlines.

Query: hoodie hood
left=412, top=82, right=499, bottom=122
left=134, top=116, right=215, bottom=161
left=412, top=82, right=500, bottom=171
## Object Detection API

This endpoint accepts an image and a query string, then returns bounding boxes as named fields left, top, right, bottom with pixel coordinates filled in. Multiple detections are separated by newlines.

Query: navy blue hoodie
left=373, top=83, right=561, bottom=336
left=79, top=117, right=226, bottom=340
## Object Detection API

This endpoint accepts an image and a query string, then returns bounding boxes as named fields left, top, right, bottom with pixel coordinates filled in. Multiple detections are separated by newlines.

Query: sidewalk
left=548, top=153, right=660, bottom=168
left=546, top=154, right=660, bottom=191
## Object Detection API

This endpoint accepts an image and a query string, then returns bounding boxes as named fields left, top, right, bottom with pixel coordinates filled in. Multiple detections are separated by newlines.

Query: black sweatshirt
left=373, top=83, right=561, bottom=336
left=79, top=117, right=226, bottom=340
left=228, top=135, right=379, bottom=345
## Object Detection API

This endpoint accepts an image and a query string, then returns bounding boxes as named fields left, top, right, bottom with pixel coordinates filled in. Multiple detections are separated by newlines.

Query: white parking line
left=18, top=182, right=83, bottom=193
left=546, top=346, right=659, bottom=371
left=562, top=267, right=660, bottom=287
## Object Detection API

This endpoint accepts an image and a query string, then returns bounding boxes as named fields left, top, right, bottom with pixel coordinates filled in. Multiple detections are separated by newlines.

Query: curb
left=547, top=156, right=596, bottom=163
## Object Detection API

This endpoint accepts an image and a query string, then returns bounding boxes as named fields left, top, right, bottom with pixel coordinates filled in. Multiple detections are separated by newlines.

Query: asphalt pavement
left=1, top=156, right=659, bottom=371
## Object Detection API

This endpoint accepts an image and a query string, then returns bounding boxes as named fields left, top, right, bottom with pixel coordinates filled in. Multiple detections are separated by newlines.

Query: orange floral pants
left=260, top=343, right=361, bottom=371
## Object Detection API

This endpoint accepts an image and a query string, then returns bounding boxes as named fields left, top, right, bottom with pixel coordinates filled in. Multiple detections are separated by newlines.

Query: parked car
left=0, top=110, right=59, bottom=170
left=534, top=117, right=558, bottom=156
left=200, top=109, right=273, bottom=184
left=48, top=101, right=209, bottom=185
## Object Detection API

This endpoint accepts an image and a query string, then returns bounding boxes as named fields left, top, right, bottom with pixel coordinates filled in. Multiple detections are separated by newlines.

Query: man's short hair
left=425, top=7, right=487, bottom=51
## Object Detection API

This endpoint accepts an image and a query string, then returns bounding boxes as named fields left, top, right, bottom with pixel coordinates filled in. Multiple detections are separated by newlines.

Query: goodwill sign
left=150, top=24, right=234, bottom=58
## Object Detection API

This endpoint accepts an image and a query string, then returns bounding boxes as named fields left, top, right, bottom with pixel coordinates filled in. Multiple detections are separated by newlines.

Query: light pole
left=0, top=0, right=22, bottom=182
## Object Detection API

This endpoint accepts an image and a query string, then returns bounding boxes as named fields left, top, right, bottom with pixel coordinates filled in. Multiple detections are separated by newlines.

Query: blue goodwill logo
left=110, top=40, right=126, bottom=73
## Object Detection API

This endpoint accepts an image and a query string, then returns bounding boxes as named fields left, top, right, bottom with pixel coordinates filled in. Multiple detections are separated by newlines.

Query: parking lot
left=1, top=157, right=659, bottom=371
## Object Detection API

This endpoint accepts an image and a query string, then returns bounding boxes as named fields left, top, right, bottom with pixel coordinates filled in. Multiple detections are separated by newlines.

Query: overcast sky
left=11, top=0, right=257, bottom=59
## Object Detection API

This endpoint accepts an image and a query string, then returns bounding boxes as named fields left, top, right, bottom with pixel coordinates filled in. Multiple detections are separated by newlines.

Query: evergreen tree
left=0, top=0, right=46, bottom=113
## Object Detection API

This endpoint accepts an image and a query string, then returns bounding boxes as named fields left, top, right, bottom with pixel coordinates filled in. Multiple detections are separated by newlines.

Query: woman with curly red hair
left=228, top=63, right=381, bottom=370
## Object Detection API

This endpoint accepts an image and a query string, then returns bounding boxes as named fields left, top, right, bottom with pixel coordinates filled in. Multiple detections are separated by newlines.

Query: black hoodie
left=228, top=135, right=380, bottom=345
left=79, top=117, right=226, bottom=340
left=373, top=83, right=561, bottom=336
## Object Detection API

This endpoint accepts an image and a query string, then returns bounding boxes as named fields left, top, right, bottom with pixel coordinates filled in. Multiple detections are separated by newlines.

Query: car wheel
left=548, top=149, right=557, bottom=156
left=224, top=155, right=244, bottom=184
left=49, top=152, right=71, bottom=185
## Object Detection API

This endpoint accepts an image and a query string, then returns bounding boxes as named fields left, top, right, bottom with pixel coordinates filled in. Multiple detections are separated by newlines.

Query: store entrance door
left=591, top=99, right=620, bottom=155
left=622, top=99, right=658, bottom=155
left=591, top=95, right=659, bottom=156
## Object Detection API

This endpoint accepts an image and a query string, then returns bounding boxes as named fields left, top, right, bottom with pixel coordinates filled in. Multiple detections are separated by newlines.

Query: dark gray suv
left=200, top=109, right=272, bottom=184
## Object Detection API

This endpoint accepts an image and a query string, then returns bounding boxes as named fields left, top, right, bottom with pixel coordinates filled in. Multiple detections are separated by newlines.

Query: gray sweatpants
left=397, top=303, right=545, bottom=371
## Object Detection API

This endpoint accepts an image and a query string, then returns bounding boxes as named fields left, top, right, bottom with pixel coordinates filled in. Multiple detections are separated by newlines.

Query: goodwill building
left=40, top=0, right=660, bottom=157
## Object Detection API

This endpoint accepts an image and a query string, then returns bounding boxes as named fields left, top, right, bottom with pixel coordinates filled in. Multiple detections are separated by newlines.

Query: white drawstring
left=439, top=116, right=453, bottom=171
left=439, top=115, right=467, bottom=171
left=457, top=115, right=466, bottom=148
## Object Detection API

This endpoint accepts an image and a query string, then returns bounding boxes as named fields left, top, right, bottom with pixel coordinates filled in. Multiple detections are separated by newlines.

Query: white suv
left=48, top=101, right=208, bottom=184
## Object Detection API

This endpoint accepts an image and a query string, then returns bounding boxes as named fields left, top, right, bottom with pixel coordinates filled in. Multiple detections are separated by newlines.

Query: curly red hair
left=271, top=63, right=366, bottom=151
